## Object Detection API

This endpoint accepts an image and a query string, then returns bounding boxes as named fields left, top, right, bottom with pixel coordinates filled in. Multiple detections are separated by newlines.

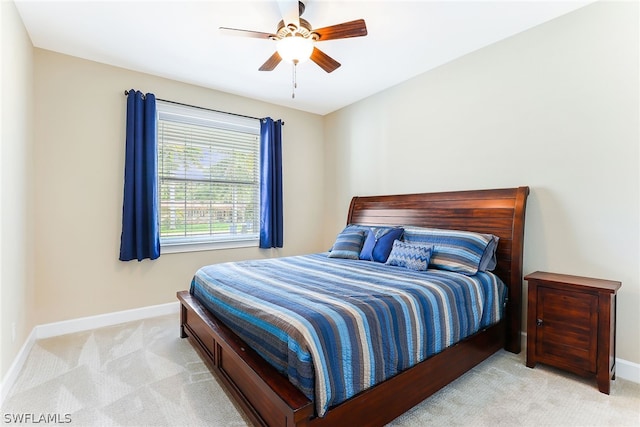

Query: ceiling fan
left=219, top=0, right=368, bottom=74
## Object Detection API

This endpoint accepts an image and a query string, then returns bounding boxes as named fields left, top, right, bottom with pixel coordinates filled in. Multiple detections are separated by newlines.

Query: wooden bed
left=177, top=186, right=529, bottom=427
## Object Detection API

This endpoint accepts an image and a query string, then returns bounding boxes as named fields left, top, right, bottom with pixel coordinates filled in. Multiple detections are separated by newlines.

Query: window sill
left=161, top=239, right=259, bottom=254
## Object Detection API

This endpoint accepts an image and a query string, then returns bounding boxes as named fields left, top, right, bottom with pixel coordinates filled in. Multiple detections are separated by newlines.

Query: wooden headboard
left=347, top=186, right=530, bottom=353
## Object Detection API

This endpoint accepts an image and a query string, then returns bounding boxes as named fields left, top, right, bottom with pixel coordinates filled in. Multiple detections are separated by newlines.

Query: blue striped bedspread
left=190, top=253, right=506, bottom=417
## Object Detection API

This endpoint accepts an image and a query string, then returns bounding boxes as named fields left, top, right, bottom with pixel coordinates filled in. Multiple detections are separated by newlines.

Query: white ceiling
left=15, top=0, right=593, bottom=115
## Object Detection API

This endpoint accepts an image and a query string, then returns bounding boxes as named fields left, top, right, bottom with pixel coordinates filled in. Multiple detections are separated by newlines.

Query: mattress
left=190, top=253, right=506, bottom=416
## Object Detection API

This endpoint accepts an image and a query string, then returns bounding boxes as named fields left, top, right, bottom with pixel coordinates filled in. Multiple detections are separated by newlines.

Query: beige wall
left=324, top=1, right=639, bottom=364
left=32, top=50, right=325, bottom=324
left=0, top=1, right=36, bottom=379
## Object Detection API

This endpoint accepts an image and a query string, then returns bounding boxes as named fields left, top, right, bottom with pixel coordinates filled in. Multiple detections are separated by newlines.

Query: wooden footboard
left=178, top=291, right=313, bottom=427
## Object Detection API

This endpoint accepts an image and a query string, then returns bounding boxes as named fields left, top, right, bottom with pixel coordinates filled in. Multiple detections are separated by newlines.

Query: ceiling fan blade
left=310, top=47, right=341, bottom=73
left=219, top=27, right=274, bottom=39
left=259, top=51, right=282, bottom=71
left=313, top=19, right=368, bottom=41
left=277, top=0, right=300, bottom=30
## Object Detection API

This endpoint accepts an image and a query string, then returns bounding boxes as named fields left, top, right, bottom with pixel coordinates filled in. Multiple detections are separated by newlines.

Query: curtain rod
left=123, top=90, right=284, bottom=125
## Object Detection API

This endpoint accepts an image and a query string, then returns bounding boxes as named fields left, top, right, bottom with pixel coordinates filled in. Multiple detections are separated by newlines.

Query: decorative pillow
left=329, top=224, right=371, bottom=251
left=386, top=240, right=433, bottom=271
left=402, top=226, right=499, bottom=275
left=360, top=227, right=405, bottom=263
left=328, top=230, right=366, bottom=260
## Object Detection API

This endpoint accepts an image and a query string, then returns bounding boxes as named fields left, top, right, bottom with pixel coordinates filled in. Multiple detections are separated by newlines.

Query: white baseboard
left=0, top=301, right=180, bottom=406
left=0, top=328, right=37, bottom=405
left=35, top=301, right=180, bottom=339
left=616, top=358, right=640, bottom=384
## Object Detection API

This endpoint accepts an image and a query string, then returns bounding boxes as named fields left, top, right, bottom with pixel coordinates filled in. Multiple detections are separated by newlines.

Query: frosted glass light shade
left=276, top=36, right=313, bottom=63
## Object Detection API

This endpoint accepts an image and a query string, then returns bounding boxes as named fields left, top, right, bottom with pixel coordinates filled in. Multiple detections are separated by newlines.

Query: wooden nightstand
left=525, top=271, right=621, bottom=394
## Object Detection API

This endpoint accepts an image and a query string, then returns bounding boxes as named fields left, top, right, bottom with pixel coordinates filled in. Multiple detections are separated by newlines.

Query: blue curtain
left=119, top=90, right=160, bottom=261
left=259, top=118, right=284, bottom=248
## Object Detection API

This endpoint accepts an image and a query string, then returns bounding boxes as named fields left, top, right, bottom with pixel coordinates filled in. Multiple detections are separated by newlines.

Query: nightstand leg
left=597, top=373, right=611, bottom=394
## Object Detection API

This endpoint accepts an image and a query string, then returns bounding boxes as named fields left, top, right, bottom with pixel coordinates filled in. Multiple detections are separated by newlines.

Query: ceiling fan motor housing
left=275, top=18, right=316, bottom=41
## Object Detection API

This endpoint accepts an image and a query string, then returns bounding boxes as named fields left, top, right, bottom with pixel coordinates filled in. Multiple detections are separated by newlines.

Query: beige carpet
left=2, top=314, right=639, bottom=426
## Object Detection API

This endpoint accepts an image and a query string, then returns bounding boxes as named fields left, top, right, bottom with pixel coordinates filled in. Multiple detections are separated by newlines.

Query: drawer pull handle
left=536, top=318, right=543, bottom=327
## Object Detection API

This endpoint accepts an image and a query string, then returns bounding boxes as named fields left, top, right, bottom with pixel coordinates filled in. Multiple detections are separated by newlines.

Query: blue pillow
left=328, top=230, right=366, bottom=260
left=386, top=240, right=433, bottom=271
left=402, top=226, right=498, bottom=275
left=360, top=227, right=404, bottom=263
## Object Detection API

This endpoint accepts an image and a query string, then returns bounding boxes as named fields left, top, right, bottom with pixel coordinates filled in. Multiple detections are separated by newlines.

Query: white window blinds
left=156, top=101, right=260, bottom=249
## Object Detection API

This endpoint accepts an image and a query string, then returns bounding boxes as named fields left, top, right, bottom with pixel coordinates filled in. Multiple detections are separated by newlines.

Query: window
left=156, top=101, right=260, bottom=252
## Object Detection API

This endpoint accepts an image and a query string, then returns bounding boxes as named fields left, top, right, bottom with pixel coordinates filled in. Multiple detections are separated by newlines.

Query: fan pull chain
left=291, top=60, right=299, bottom=99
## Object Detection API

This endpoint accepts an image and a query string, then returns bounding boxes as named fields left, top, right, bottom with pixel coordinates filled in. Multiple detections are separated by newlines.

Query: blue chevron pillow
left=385, top=240, right=433, bottom=271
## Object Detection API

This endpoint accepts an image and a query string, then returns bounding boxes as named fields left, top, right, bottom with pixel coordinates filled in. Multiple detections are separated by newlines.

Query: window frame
left=156, top=100, right=261, bottom=253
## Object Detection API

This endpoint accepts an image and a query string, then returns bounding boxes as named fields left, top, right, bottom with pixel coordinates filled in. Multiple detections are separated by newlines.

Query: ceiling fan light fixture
left=276, top=35, right=313, bottom=64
